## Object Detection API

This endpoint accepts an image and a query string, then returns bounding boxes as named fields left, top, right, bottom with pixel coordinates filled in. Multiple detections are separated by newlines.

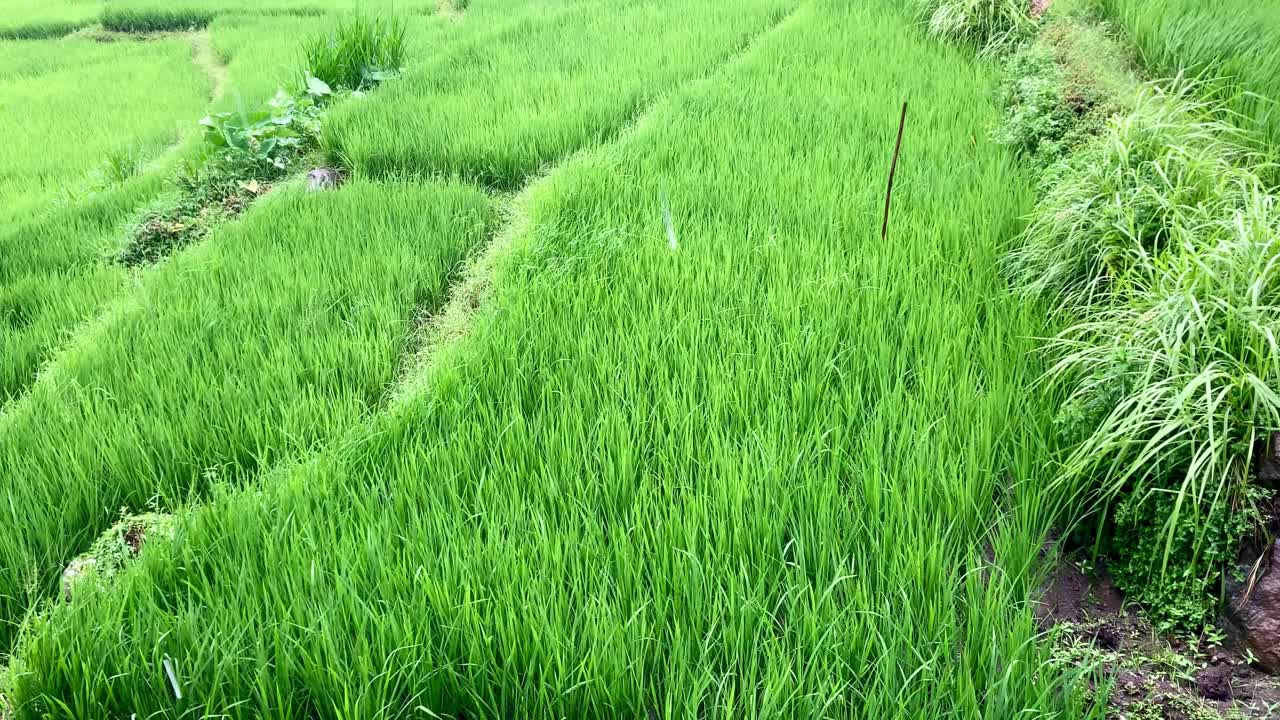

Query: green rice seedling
left=4, top=1, right=1098, bottom=715
left=1048, top=179, right=1280, bottom=630
left=1098, top=0, right=1280, bottom=150
left=302, top=13, right=406, bottom=91
left=0, top=36, right=209, bottom=211
left=323, top=0, right=796, bottom=189
left=914, top=0, right=1035, bottom=53
left=0, top=180, right=492, bottom=654
left=1006, top=83, right=1252, bottom=311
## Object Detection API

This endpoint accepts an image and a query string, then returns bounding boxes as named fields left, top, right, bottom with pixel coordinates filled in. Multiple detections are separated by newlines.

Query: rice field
left=1, top=0, right=1276, bottom=716
left=0, top=36, right=208, bottom=210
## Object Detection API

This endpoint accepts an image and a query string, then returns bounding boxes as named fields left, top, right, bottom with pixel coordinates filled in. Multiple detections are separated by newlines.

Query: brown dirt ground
left=1037, top=554, right=1280, bottom=718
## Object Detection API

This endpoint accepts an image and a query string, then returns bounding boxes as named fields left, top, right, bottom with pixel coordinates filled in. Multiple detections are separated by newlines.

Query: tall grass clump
left=998, top=25, right=1280, bottom=628
left=914, top=0, right=1035, bottom=53
left=1050, top=181, right=1280, bottom=630
left=1007, top=84, right=1251, bottom=311
left=302, top=13, right=406, bottom=92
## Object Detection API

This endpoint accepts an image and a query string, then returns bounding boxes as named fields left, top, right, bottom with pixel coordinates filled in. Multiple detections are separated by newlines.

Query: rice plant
left=0, top=36, right=209, bottom=211
left=1, top=1, right=1100, bottom=715
left=99, top=0, right=433, bottom=32
left=0, top=181, right=493, bottom=654
left=322, top=0, right=796, bottom=189
left=0, top=0, right=100, bottom=39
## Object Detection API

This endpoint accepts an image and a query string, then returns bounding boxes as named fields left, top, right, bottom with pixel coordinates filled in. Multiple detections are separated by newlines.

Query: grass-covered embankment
left=3, top=1, right=1096, bottom=716
left=986, top=0, right=1280, bottom=635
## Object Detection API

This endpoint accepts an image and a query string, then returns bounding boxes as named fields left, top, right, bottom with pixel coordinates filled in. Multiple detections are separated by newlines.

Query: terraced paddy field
left=1, top=0, right=1277, bottom=717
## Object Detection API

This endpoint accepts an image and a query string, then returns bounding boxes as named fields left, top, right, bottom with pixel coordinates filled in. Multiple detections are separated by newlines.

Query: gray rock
left=306, top=167, right=343, bottom=192
left=1258, top=431, right=1280, bottom=485
left=1227, top=540, right=1280, bottom=672
left=61, top=556, right=99, bottom=601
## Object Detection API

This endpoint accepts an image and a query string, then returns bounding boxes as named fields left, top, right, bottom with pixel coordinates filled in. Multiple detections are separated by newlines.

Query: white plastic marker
left=660, top=188, right=678, bottom=250
left=163, top=654, right=183, bottom=700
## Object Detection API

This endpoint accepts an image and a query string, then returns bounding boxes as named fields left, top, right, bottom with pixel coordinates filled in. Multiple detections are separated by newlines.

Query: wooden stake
left=881, top=102, right=908, bottom=241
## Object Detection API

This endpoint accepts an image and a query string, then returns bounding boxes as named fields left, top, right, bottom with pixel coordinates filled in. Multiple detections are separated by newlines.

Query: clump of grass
left=915, top=0, right=1036, bottom=53
left=1006, top=83, right=1251, bottom=311
left=302, top=14, right=406, bottom=92
left=1050, top=181, right=1280, bottom=630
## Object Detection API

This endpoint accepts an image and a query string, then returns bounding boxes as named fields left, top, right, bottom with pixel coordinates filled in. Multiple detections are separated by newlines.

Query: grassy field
left=1098, top=0, right=1280, bottom=148
left=2, top=0, right=1275, bottom=716
left=0, top=0, right=1103, bottom=716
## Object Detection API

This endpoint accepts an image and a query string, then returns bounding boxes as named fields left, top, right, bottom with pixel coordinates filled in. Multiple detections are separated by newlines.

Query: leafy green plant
left=119, top=83, right=328, bottom=265
left=199, top=83, right=327, bottom=174
left=302, top=14, right=406, bottom=92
